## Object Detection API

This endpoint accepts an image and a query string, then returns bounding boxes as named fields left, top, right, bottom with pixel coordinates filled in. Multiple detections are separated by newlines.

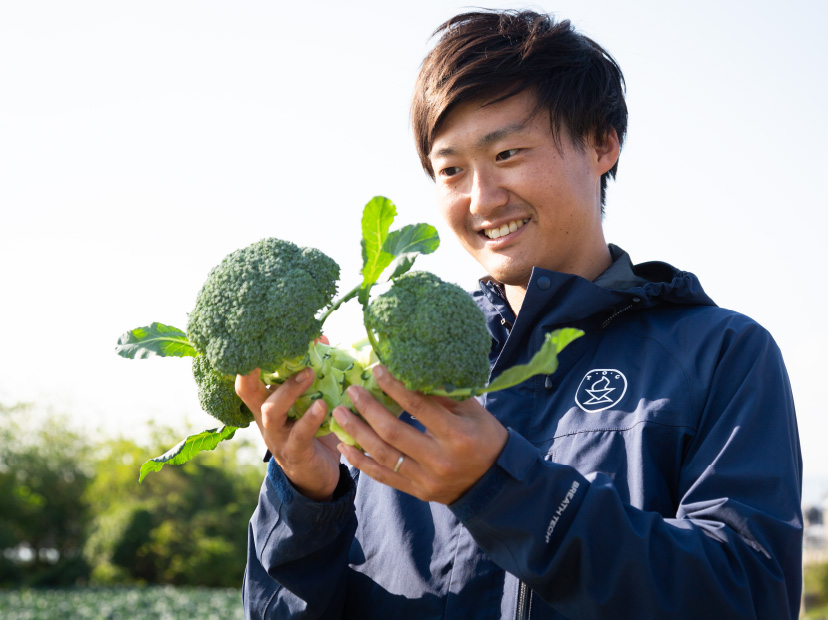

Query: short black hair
left=411, top=10, right=628, bottom=207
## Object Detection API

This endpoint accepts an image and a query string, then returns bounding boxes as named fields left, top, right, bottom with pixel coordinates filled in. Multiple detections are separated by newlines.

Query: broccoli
left=364, top=271, right=491, bottom=393
left=363, top=270, right=584, bottom=400
left=115, top=195, right=580, bottom=481
left=183, top=237, right=384, bottom=437
left=191, top=354, right=254, bottom=429
left=186, top=238, right=340, bottom=377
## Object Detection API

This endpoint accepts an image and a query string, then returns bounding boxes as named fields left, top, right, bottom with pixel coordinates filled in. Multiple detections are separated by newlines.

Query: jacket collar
left=474, top=246, right=717, bottom=372
left=592, top=244, right=650, bottom=290
left=475, top=244, right=716, bottom=338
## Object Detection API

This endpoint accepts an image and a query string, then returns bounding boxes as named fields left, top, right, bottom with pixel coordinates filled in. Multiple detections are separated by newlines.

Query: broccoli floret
left=186, top=238, right=340, bottom=377
left=364, top=271, right=491, bottom=393
left=191, top=354, right=254, bottom=428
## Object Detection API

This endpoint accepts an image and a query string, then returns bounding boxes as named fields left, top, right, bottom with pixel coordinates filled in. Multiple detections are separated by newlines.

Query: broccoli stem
left=363, top=318, right=383, bottom=366
left=318, top=282, right=363, bottom=328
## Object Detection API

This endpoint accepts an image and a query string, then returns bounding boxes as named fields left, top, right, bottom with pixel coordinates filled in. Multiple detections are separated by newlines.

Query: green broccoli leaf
left=116, top=323, right=196, bottom=359
left=360, top=196, right=398, bottom=301
left=382, top=223, right=440, bottom=281
left=138, top=426, right=237, bottom=482
left=479, top=328, right=584, bottom=394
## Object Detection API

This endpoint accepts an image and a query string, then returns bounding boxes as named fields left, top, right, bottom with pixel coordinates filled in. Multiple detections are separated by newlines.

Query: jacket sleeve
left=449, top=323, right=803, bottom=619
left=243, top=459, right=358, bottom=620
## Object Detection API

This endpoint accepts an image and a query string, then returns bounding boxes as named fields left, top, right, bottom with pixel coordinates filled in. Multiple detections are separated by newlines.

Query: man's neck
left=504, top=285, right=528, bottom=315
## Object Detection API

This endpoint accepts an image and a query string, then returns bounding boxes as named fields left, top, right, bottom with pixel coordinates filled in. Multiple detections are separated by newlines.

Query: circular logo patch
left=575, top=369, right=627, bottom=412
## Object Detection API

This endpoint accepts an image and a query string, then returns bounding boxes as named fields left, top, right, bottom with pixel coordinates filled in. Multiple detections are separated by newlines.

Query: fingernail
left=309, top=400, right=323, bottom=416
left=295, top=368, right=312, bottom=383
left=346, top=385, right=360, bottom=405
left=332, top=406, right=348, bottom=425
left=372, top=365, right=386, bottom=380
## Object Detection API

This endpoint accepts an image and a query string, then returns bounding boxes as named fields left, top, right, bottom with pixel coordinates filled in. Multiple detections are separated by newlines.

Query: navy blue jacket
left=243, top=252, right=802, bottom=619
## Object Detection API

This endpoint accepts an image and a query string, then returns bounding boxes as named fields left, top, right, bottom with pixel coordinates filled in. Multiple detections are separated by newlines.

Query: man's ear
left=593, top=128, right=620, bottom=176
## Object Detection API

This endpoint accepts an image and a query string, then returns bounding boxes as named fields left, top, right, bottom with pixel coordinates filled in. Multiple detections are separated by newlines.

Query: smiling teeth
left=484, top=218, right=529, bottom=239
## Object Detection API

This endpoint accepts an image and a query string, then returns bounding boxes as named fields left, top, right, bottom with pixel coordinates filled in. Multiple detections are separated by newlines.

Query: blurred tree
left=804, top=561, right=828, bottom=613
left=83, top=423, right=264, bottom=587
left=0, top=402, right=93, bottom=586
left=0, top=402, right=266, bottom=588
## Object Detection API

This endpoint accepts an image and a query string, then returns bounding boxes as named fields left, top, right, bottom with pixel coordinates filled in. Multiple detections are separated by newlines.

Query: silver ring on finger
left=393, top=455, right=405, bottom=473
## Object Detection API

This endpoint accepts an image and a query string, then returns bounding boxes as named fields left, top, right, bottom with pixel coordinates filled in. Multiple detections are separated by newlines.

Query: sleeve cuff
left=449, top=428, right=540, bottom=522
left=266, top=459, right=356, bottom=523
left=449, top=429, right=589, bottom=554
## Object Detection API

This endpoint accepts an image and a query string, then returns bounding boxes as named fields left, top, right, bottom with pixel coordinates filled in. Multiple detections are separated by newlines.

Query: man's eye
left=496, top=148, right=519, bottom=161
left=439, top=166, right=461, bottom=178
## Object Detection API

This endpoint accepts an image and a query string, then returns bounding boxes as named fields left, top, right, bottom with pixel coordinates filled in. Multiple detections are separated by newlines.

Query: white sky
left=1, top=1, right=827, bottom=487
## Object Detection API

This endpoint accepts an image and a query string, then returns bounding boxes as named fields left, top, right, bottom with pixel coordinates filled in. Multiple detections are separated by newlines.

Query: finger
left=370, top=366, right=452, bottom=436
left=331, top=405, right=409, bottom=470
left=235, top=369, right=270, bottom=413
left=332, top=403, right=430, bottom=490
left=344, top=386, right=431, bottom=457
left=289, top=399, right=328, bottom=446
left=337, top=441, right=420, bottom=494
left=259, top=368, right=315, bottom=432
left=331, top=405, right=387, bottom=456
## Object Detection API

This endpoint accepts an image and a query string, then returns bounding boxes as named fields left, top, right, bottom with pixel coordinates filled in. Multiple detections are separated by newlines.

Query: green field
left=0, top=586, right=244, bottom=620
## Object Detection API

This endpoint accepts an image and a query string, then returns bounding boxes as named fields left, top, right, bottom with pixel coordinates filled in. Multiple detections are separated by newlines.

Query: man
left=239, top=10, right=802, bottom=619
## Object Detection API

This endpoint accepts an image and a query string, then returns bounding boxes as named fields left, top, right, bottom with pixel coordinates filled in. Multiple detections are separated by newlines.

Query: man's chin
left=480, top=262, right=532, bottom=289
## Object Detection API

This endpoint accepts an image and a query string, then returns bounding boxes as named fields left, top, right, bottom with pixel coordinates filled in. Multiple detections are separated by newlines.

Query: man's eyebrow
left=477, top=123, right=528, bottom=148
left=430, top=122, right=529, bottom=159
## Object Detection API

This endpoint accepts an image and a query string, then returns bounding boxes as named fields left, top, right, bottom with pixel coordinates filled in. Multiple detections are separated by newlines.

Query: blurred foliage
left=0, top=586, right=244, bottom=619
left=0, top=403, right=93, bottom=587
left=805, top=561, right=828, bottom=618
left=0, top=402, right=265, bottom=588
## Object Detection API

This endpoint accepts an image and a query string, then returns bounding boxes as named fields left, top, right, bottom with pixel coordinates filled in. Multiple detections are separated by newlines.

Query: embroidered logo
left=575, top=369, right=627, bottom=412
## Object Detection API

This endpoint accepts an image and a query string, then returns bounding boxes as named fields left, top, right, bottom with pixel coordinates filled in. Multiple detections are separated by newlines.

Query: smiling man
left=426, top=88, right=618, bottom=312
left=240, top=10, right=802, bottom=619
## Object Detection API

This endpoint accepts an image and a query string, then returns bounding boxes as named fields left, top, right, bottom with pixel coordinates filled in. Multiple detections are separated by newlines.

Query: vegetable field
left=0, top=586, right=244, bottom=620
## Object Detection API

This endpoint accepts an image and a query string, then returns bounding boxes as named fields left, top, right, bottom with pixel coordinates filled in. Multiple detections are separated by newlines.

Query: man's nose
left=469, top=168, right=508, bottom=216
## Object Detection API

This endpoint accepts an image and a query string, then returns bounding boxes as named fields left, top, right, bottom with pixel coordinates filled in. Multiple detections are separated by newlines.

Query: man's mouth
left=483, top=218, right=529, bottom=240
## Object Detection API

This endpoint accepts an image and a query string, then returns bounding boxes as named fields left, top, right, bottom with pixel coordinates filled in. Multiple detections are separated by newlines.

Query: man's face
left=428, top=89, right=616, bottom=288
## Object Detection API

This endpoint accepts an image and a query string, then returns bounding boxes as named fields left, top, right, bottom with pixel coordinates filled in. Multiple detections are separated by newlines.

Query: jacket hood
left=473, top=251, right=717, bottom=363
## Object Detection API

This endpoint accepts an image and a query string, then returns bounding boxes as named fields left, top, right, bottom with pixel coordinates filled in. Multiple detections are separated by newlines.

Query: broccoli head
left=186, top=238, right=339, bottom=377
left=191, top=354, right=254, bottom=428
left=364, top=271, right=491, bottom=393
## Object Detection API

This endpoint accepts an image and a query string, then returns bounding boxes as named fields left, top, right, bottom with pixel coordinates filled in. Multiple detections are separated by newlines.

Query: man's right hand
left=236, top=367, right=342, bottom=502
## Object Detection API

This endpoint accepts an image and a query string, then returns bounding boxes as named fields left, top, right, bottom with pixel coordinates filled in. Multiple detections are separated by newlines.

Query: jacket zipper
left=515, top=581, right=529, bottom=620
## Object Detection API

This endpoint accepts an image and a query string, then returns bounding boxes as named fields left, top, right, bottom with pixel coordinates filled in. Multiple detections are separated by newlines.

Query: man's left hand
left=334, top=365, right=509, bottom=505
